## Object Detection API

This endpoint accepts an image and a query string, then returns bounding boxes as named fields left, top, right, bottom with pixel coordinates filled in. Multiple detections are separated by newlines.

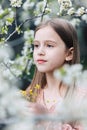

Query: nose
left=37, top=46, right=45, bottom=55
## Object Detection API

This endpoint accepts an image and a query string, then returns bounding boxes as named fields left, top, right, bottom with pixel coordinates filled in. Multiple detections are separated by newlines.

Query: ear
left=65, top=47, right=74, bottom=62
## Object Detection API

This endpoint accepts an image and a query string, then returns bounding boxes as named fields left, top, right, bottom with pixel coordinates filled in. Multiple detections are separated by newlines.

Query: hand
left=62, top=123, right=84, bottom=130
left=28, top=102, right=48, bottom=115
left=62, top=124, right=76, bottom=130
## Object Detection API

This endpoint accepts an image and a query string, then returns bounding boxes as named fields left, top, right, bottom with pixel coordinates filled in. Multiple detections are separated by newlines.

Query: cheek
left=49, top=50, right=66, bottom=65
left=33, top=51, right=36, bottom=64
left=49, top=58, right=65, bottom=70
left=51, top=49, right=66, bottom=59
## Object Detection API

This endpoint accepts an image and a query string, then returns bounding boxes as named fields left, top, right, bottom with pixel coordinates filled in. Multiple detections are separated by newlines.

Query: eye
left=33, top=41, right=40, bottom=49
left=34, top=44, right=39, bottom=48
left=47, top=44, right=54, bottom=48
left=45, top=40, right=56, bottom=48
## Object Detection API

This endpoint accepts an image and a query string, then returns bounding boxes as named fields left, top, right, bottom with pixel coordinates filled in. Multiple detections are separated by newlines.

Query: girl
left=26, top=18, right=84, bottom=129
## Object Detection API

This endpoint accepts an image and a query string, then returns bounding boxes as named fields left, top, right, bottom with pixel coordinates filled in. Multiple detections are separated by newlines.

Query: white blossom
left=45, top=7, right=52, bottom=14
left=24, top=30, right=34, bottom=40
left=9, top=0, right=22, bottom=7
left=67, top=7, right=75, bottom=15
left=58, top=0, right=72, bottom=14
left=76, top=7, right=85, bottom=16
left=36, top=1, right=47, bottom=13
left=34, top=0, right=50, bottom=16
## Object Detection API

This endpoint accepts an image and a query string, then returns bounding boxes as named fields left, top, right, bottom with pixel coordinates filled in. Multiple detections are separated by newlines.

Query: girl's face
left=33, top=26, right=71, bottom=73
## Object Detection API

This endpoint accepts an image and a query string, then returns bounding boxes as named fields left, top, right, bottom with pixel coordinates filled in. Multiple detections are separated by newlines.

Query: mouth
left=37, top=59, right=47, bottom=64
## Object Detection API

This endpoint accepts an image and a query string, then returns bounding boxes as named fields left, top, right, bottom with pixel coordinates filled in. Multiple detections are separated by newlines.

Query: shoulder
left=75, top=87, right=87, bottom=104
left=76, top=87, right=87, bottom=97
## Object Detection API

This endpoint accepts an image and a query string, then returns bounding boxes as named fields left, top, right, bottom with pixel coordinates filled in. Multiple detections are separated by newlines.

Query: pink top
left=36, top=87, right=87, bottom=130
left=37, top=89, right=63, bottom=113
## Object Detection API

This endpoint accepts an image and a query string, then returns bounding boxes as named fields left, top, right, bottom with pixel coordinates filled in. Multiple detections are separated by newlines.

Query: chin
left=37, top=68, right=47, bottom=72
left=36, top=67, right=46, bottom=72
left=37, top=66, right=53, bottom=73
left=38, top=69, right=53, bottom=73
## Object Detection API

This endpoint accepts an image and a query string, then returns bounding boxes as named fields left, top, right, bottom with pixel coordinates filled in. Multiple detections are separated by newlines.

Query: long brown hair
left=27, top=18, right=80, bottom=101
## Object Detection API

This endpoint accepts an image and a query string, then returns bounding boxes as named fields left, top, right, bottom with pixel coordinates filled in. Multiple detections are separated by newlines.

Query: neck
left=45, top=72, right=67, bottom=98
left=45, top=72, right=61, bottom=91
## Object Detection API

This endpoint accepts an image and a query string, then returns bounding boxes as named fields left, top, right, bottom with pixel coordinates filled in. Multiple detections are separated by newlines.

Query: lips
left=37, top=59, right=47, bottom=64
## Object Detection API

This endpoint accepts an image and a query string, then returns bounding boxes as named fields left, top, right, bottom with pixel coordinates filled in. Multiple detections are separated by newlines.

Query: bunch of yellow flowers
left=20, top=84, right=40, bottom=102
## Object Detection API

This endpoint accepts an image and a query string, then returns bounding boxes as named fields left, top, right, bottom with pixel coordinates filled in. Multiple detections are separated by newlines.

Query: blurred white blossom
left=5, top=121, right=34, bottom=130
left=54, top=64, right=87, bottom=126
left=24, top=30, right=34, bottom=41
left=34, top=17, right=42, bottom=26
left=0, top=44, right=14, bottom=62
left=6, top=8, right=15, bottom=26
left=34, top=0, right=51, bottom=16
left=70, top=18, right=81, bottom=27
left=76, top=70, right=87, bottom=88
left=54, top=64, right=83, bottom=85
left=0, top=45, right=35, bottom=130
left=23, top=0, right=34, bottom=10
left=81, top=14, right=87, bottom=23
left=34, top=15, right=50, bottom=26
left=0, top=5, right=4, bottom=14
left=35, top=1, right=47, bottom=14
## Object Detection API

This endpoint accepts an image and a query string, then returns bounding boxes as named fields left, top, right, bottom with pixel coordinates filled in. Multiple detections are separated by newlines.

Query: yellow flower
left=20, top=90, right=27, bottom=96
left=29, top=89, right=33, bottom=95
left=34, top=84, right=40, bottom=89
left=20, top=84, right=40, bottom=102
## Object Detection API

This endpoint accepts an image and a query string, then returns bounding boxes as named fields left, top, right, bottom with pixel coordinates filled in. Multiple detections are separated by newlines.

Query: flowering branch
left=4, top=13, right=47, bottom=42
left=41, top=0, right=48, bottom=21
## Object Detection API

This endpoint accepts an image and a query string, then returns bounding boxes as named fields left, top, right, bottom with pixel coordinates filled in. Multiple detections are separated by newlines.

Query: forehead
left=34, top=26, right=66, bottom=47
left=34, top=26, right=60, bottom=41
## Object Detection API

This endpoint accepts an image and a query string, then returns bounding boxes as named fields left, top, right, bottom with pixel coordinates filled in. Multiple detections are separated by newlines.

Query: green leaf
left=6, top=17, right=14, bottom=24
left=0, top=9, right=9, bottom=19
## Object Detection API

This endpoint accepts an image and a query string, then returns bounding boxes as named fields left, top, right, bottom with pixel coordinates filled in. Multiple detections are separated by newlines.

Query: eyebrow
left=33, top=40, right=57, bottom=44
left=45, top=40, right=57, bottom=44
left=33, top=40, right=40, bottom=43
